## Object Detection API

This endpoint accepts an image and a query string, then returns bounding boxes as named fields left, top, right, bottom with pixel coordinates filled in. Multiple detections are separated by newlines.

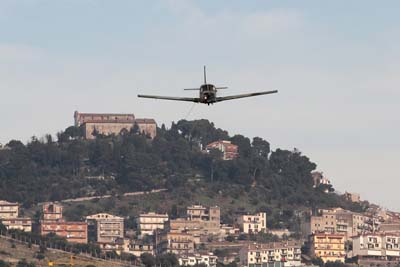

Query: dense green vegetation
left=0, top=119, right=366, bottom=218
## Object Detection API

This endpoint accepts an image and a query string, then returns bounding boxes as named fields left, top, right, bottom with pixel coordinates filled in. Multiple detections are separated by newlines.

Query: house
left=236, top=212, right=267, bottom=234
left=0, top=200, right=32, bottom=232
left=206, top=140, right=238, bottom=160
left=239, top=241, right=302, bottom=267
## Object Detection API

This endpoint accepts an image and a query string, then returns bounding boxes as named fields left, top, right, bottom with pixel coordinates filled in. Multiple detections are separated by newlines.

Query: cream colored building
left=240, top=241, right=302, bottom=267
left=86, top=213, right=124, bottom=244
left=310, top=233, right=345, bottom=263
left=302, top=208, right=371, bottom=240
left=237, top=212, right=267, bottom=234
left=157, top=229, right=195, bottom=255
left=138, top=212, right=169, bottom=236
left=124, top=240, right=155, bottom=257
left=74, top=111, right=157, bottom=139
left=186, top=205, right=221, bottom=235
left=353, top=233, right=400, bottom=260
left=1, top=217, right=32, bottom=232
left=0, top=200, right=19, bottom=219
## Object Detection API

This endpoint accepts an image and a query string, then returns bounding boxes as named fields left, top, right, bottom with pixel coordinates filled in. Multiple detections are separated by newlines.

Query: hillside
left=0, top=119, right=367, bottom=225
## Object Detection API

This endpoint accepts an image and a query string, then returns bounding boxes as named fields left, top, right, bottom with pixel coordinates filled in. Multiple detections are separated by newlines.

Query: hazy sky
left=1, top=1, right=399, bottom=210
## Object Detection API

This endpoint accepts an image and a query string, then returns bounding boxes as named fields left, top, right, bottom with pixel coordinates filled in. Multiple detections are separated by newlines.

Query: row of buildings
left=3, top=199, right=400, bottom=267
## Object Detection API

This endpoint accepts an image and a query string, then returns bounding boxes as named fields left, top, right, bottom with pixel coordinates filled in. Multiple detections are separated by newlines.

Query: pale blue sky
left=0, top=1, right=399, bottom=210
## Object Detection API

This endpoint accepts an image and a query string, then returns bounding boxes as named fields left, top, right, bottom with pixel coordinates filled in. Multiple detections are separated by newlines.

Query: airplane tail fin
left=204, top=65, right=207, bottom=84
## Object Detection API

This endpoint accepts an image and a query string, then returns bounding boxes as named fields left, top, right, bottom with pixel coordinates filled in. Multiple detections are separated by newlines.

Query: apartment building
left=353, top=233, right=400, bottom=260
left=239, top=241, right=302, bottom=267
left=157, top=229, right=195, bottom=255
left=0, top=200, right=19, bottom=219
left=137, top=212, right=169, bottom=236
left=186, top=205, right=221, bottom=234
left=179, top=253, right=218, bottom=267
left=40, top=221, right=88, bottom=244
left=309, top=233, right=345, bottom=263
left=302, top=208, right=371, bottom=239
left=40, top=203, right=88, bottom=244
left=1, top=217, right=32, bottom=232
left=125, top=241, right=155, bottom=257
left=0, top=200, right=32, bottom=232
left=86, top=213, right=124, bottom=243
left=236, top=212, right=267, bottom=234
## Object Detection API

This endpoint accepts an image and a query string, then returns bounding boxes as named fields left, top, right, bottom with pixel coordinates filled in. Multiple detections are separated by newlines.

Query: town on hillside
left=1, top=112, right=399, bottom=267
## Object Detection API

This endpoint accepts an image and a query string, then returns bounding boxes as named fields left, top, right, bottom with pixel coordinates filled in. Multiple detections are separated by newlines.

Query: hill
left=0, top=119, right=367, bottom=227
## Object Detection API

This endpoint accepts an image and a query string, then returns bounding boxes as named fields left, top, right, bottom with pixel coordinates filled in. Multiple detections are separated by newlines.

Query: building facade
left=135, top=118, right=157, bottom=139
left=206, top=140, right=238, bottom=160
left=74, top=111, right=157, bottom=139
left=40, top=221, right=88, bottom=244
left=179, top=253, right=218, bottom=267
left=1, top=217, right=32, bottom=232
left=186, top=205, right=221, bottom=234
left=42, top=203, right=63, bottom=221
left=138, top=212, right=169, bottom=236
left=353, top=233, right=400, bottom=260
left=40, top=203, right=88, bottom=244
left=309, top=233, right=345, bottom=263
left=86, top=213, right=124, bottom=244
left=236, top=212, right=267, bottom=234
left=157, top=229, right=195, bottom=255
left=0, top=200, right=19, bottom=219
left=239, top=241, right=302, bottom=267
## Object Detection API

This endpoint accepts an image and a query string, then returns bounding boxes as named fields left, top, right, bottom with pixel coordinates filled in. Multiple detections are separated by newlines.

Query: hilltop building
left=239, top=241, right=302, bottom=267
left=86, top=213, right=124, bottom=247
left=186, top=205, right=221, bottom=235
left=344, top=192, right=361, bottom=203
left=206, top=140, right=238, bottom=160
left=74, top=111, right=157, bottom=139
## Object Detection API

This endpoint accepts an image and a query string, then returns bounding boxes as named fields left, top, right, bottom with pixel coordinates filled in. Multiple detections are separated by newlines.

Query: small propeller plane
left=138, top=66, right=278, bottom=105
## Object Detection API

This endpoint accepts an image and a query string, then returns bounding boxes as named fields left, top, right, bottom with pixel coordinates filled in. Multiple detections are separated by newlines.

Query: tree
left=141, top=253, right=156, bottom=267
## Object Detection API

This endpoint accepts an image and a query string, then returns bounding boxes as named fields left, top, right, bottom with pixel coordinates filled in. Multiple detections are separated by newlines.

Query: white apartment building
left=138, top=212, right=169, bottom=236
left=240, top=241, right=302, bottom=267
left=179, top=253, right=218, bottom=267
left=236, top=212, right=267, bottom=234
left=353, top=233, right=400, bottom=260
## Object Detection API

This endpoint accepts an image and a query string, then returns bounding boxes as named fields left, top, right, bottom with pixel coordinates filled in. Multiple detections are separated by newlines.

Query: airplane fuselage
left=200, top=84, right=217, bottom=104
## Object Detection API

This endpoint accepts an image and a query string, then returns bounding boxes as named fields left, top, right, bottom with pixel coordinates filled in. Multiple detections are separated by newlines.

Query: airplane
left=137, top=66, right=278, bottom=105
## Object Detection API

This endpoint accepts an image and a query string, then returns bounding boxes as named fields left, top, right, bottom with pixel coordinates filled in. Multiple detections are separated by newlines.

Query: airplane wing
left=138, top=94, right=200, bottom=103
left=216, top=90, right=278, bottom=102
